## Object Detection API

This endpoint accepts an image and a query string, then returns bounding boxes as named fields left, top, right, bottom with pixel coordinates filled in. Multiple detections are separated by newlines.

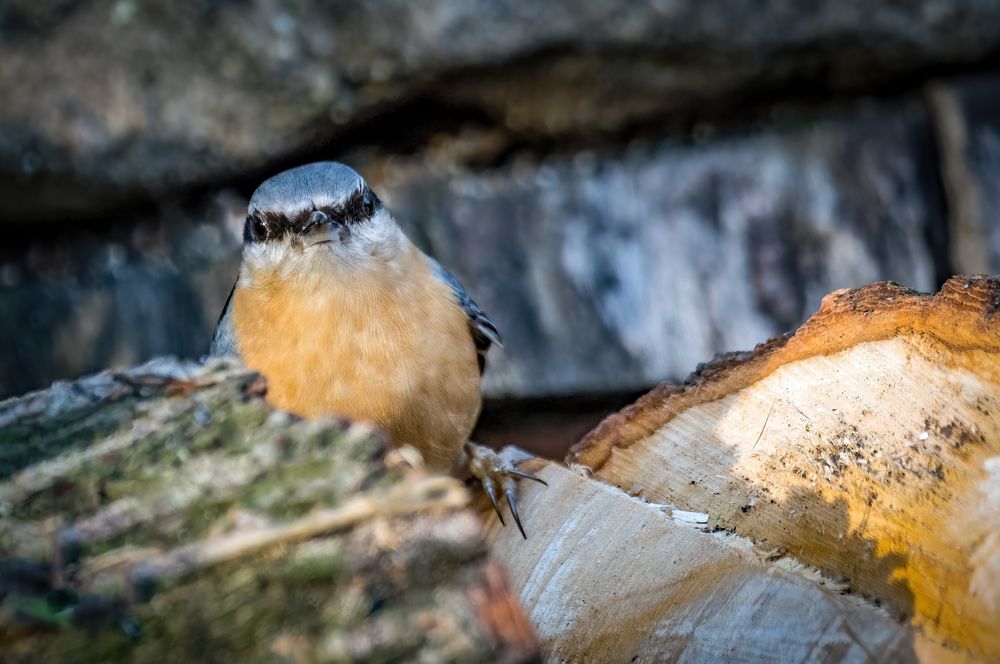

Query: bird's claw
left=482, top=476, right=505, bottom=527
left=505, top=481, right=525, bottom=539
left=464, top=442, right=547, bottom=539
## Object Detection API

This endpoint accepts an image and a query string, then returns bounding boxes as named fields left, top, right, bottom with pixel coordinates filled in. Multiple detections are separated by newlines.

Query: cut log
left=487, top=462, right=955, bottom=662
left=486, top=275, right=1000, bottom=662
left=0, top=359, right=539, bottom=663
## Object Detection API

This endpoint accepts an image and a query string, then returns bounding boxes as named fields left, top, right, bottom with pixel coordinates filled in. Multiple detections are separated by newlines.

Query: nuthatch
left=211, top=162, right=545, bottom=536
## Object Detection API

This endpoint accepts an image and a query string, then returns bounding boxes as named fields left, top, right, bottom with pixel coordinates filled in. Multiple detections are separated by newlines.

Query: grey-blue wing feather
left=431, top=259, right=502, bottom=374
left=209, top=280, right=241, bottom=359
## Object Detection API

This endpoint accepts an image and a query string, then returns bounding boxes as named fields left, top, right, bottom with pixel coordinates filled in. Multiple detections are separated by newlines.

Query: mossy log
left=485, top=275, right=1000, bottom=663
left=0, top=359, right=539, bottom=663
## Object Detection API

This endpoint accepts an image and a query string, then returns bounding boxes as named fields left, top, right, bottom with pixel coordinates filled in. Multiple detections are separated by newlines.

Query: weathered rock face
left=382, top=102, right=942, bottom=396
left=0, top=193, right=246, bottom=398
left=0, top=100, right=945, bottom=399
left=928, top=72, right=1000, bottom=275
left=3, top=0, right=1000, bottom=220
left=1, top=2, right=999, bottom=407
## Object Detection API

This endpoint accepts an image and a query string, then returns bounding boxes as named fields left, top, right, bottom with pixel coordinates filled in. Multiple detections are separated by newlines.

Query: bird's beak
left=301, top=210, right=333, bottom=235
left=301, top=209, right=347, bottom=249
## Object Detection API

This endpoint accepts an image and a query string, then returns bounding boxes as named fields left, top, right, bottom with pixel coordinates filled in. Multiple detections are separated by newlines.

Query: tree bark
left=486, top=275, right=1000, bottom=663
left=0, top=359, right=539, bottom=663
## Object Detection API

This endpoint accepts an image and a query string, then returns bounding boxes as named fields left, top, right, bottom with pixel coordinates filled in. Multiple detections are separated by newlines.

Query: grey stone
left=927, top=72, right=1000, bottom=274
left=0, top=100, right=944, bottom=400
left=380, top=102, right=942, bottom=396
left=0, top=192, right=244, bottom=398
left=3, top=0, right=1000, bottom=220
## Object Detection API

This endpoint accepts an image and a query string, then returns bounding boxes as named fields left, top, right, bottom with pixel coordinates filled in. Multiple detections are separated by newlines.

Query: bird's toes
left=464, top=441, right=547, bottom=539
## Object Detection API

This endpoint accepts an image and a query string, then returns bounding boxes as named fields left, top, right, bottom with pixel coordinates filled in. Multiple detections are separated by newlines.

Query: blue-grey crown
left=243, top=162, right=382, bottom=244
left=249, top=162, right=365, bottom=215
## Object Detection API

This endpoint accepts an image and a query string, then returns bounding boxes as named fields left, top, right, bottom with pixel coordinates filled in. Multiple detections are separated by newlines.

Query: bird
left=210, top=161, right=544, bottom=537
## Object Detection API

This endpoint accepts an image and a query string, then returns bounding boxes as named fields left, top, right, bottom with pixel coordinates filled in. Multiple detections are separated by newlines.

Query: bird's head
left=240, top=162, right=405, bottom=280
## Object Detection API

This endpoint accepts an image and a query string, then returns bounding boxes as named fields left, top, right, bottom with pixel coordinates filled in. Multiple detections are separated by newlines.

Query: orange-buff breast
left=230, top=248, right=482, bottom=470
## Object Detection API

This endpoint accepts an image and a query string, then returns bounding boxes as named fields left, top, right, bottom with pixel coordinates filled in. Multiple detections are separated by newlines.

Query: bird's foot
left=463, top=441, right=547, bottom=539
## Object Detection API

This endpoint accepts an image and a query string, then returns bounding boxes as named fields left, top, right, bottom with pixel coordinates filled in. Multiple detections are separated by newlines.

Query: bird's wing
left=209, top=279, right=241, bottom=359
left=430, top=259, right=502, bottom=374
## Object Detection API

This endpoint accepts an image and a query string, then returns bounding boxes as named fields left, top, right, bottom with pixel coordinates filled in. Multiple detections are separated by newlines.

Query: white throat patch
left=240, top=208, right=409, bottom=285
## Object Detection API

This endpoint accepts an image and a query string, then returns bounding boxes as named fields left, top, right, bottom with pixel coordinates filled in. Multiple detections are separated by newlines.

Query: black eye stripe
left=242, top=187, right=383, bottom=244
left=339, top=186, right=381, bottom=224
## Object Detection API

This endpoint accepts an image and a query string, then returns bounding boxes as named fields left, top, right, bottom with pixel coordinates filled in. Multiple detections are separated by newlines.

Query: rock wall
left=2, top=2, right=1000, bottom=399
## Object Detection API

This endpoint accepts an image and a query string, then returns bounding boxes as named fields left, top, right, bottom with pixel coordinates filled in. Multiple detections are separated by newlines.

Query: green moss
left=82, top=498, right=237, bottom=559
left=272, top=547, right=346, bottom=585
left=9, top=403, right=275, bottom=522
left=0, top=400, right=141, bottom=479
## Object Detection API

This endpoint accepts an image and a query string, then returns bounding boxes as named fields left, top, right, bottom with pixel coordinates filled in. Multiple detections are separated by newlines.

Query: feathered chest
left=229, top=250, right=482, bottom=466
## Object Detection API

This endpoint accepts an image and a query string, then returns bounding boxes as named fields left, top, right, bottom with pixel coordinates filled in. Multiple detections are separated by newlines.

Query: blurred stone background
left=2, top=1, right=1000, bottom=452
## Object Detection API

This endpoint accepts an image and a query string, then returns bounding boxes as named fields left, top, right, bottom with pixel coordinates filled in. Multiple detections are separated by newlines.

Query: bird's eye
left=244, top=214, right=271, bottom=243
left=252, top=215, right=269, bottom=240
left=361, top=190, right=375, bottom=218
